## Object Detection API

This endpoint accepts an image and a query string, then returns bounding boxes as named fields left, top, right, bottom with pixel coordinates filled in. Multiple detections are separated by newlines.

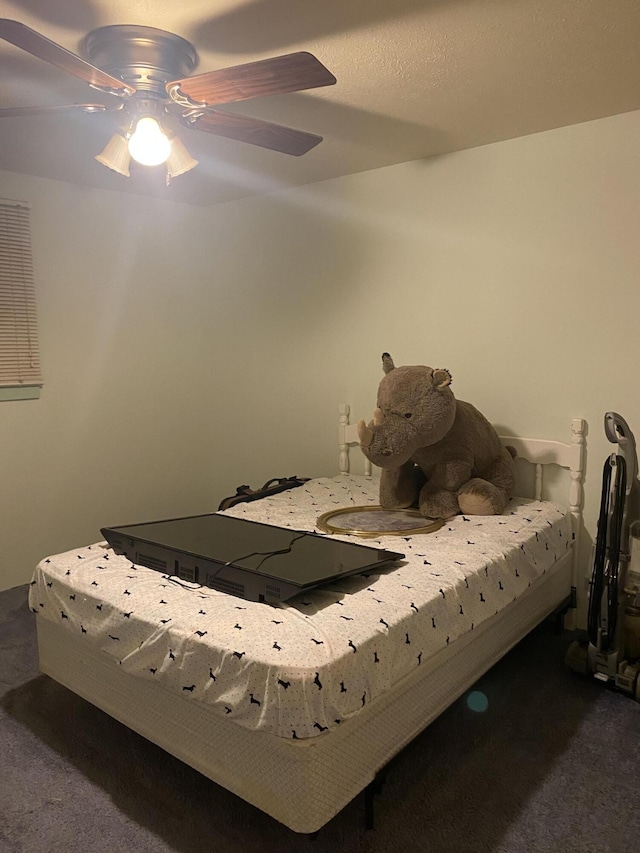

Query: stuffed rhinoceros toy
left=357, top=353, right=516, bottom=519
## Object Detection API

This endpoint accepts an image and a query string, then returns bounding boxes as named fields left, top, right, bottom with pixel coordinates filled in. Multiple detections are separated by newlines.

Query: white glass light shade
left=166, top=136, right=199, bottom=178
left=95, top=130, right=131, bottom=177
left=128, top=117, right=171, bottom=166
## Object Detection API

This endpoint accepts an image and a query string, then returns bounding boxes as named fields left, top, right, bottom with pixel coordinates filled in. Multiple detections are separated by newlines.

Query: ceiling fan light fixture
left=0, top=21, right=337, bottom=184
left=128, top=116, right=171, bottom=166
left=95, top=128, right=131, bottom=177
left=166, top=135, right=199, bottom=179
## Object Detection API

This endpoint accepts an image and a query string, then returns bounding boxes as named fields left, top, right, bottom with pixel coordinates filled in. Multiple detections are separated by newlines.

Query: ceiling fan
left=0, top=19, right=337, bottom=181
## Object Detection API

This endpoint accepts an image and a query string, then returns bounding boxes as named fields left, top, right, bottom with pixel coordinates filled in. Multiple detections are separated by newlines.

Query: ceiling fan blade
left=167, top=51, right=335, bottom=107
left=185, top=109, right=323, bottom=156
left=0, top=19, right=135, bottom=96
left=0, top=103, right=122, bottom=118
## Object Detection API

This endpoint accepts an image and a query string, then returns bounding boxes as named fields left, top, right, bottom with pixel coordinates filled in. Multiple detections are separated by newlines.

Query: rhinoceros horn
left=358, top=408, right=385, bottom=447
left=357, top=419, right=373, bottom=448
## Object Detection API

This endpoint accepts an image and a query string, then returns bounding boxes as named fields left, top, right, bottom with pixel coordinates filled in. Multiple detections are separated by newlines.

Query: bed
left=29, top=406, right=586, bottom=834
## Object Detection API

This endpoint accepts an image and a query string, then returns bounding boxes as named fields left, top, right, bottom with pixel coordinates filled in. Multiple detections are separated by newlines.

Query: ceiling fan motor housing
left=84, top=25, right=198, bottom=97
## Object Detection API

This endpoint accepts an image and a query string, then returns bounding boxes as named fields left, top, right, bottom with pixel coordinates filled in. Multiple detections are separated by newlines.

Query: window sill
left=0, top=386, right=42, bottom=401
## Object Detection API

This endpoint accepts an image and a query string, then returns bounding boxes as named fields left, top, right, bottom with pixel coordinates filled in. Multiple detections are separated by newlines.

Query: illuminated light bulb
left=128, top=117, right=171, bottom=166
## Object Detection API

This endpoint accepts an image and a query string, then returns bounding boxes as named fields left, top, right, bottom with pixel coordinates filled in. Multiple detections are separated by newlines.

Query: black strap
left=218, top=476, right=309, bottom=511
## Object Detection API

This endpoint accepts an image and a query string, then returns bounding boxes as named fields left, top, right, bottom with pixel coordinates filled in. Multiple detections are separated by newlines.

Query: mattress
left=29, top=475, right=572, bottom=741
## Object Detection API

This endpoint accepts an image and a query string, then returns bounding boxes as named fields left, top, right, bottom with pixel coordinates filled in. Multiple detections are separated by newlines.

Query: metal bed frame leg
left=553, top=588, right=577, bottom=635
left=364, top=770, right=387, bottom=830
left=301, top=768, right=388, bottom=839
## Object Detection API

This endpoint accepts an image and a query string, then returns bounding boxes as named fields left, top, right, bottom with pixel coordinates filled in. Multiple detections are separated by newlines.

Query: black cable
left=209, top=530, right=309, bottom=574
left=587, top=455, right=627, bottom=651
left=587, top=457, right=611, bottom=646
left=605, top=455, right=626, bottom=648
left=165, top=531, right=309, bottom=593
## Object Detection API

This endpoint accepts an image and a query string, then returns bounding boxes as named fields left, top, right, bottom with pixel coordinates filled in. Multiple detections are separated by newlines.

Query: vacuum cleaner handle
left=605, top=412, right=638, bottom=489
left=605, top=411, right=634, bottom=447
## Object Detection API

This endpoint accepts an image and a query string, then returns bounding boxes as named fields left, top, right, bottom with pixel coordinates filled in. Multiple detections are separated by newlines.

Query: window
left=0, top=198, right=42, bottom=400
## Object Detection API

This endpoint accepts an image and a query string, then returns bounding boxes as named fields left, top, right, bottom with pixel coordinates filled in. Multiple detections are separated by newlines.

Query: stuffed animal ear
left=382, top=352, right=395, bottom=374
left=433, top=369, right=452, bottom=389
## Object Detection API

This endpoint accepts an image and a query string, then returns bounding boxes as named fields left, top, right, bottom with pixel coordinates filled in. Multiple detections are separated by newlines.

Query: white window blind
left=0, top=198, right=43, bottom=389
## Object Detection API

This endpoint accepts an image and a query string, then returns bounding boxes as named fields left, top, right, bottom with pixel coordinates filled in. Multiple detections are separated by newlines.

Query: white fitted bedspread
left=29, top=475, right=572, bottom=740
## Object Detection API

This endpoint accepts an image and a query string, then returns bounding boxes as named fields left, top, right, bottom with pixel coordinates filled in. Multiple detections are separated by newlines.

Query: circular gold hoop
left=316, top=505, right=444, bottom=538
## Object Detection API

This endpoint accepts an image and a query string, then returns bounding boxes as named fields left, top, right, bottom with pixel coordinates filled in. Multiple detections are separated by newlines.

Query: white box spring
left=36, top=551, right=571, bottom=834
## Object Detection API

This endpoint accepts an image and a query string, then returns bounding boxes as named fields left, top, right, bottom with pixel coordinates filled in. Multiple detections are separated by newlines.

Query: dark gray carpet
left=1, top=584, right=639, bottom=853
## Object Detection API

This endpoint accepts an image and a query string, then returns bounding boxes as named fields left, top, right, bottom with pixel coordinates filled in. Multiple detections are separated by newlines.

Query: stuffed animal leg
left=378, top=462, right=427, bottom=510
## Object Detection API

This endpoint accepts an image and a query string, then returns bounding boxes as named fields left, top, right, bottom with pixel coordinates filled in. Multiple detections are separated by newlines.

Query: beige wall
left=0, top=170, right=353, bottom=591
left=3, top=110, right=640, bottom=611
left=1, top=175, right=215, bottom=589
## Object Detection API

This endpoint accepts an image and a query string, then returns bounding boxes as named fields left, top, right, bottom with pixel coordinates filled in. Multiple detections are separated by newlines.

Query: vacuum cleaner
left=566, top=412, right=640, bottom=700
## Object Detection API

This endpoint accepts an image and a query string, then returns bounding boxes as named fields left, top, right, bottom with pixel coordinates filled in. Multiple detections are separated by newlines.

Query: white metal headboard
left=339, top=404, right=373, bottom=478
left=497, top=426, right=586, bottom=525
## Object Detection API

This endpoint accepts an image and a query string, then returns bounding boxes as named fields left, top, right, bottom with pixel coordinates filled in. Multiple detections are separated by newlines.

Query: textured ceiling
left=1, top=0, right=639, bottom=207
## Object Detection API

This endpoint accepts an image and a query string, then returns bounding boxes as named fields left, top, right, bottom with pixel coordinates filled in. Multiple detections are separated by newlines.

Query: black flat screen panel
left=101, top=513, right=404, bottom=588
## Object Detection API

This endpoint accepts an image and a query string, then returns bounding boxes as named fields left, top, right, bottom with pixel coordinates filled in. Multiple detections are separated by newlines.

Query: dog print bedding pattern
left=29, top=475, right=572, bottom=740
